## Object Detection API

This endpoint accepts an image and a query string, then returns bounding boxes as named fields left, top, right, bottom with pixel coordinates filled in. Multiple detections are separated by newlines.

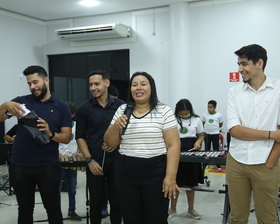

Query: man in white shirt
left=227, top=44, right=280, bottom=224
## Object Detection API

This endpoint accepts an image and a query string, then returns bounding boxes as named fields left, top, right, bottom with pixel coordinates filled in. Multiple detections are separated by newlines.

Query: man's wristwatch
left=85, top=157, right=93, bottom=164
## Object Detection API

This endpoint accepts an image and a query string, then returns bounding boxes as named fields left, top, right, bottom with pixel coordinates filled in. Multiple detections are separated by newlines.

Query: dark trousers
left=204, top=134, right=219, bottom=151
left=59, top=169, right=77, bottom=212
left=115, top=154, right=169, bottom=224
left=86, top=162, right=121, bottom=224
left=205, top=134, right=221, bottom=168
left=10, top=162, right=63, bottom=224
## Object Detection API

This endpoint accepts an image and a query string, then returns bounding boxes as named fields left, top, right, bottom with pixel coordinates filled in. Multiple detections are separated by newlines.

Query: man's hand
left=88, top=160, right=103, bottom=176
left=3, top=101, right=25, bottom=118
left=37, top=117, right=51, bottom=135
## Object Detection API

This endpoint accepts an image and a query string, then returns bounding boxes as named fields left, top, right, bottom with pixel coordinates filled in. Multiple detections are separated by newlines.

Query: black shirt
left=76, top=96, right=124, bottom=165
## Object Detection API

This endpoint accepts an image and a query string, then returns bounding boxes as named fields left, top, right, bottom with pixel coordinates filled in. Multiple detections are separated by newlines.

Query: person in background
left=76, top=69, right=123, bottom=224
left=0, top=65, right=72, bottom=224
left=108, top=85, right=119, bottom=99
left=3, top=124, right=18, bottom=143
left=202, top=100, right=223, bottom=170
left=227, top=44, right=280, bottom=223
left=104, top=71, right=181, bottom=224
left=169, top=99, right=204, bottom=220
left=59, top=102, right=82, bottom=221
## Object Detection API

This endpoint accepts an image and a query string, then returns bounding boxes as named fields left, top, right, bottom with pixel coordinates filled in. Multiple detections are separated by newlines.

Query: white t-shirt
left=59, top=121, right=78, bottom=156
left=202, top=112, right=223, bottom=134
left=111, top=103, right=177, bottom=158
left=177, top=116, right=204, bottom=138
left=227, top=76, right=280, bottom=164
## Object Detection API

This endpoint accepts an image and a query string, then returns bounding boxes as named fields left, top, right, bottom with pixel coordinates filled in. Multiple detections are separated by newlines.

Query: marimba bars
left=59, top=155, right=87, bottom=171
left=180, top=150, right=228, bottom=164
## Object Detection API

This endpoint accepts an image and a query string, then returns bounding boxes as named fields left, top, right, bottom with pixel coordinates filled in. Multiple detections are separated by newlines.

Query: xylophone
left=180, top=150, right=229, bottom=224
left=180, top=150, right=228, bottom=164
left=59, top=155, right=87, bottom=171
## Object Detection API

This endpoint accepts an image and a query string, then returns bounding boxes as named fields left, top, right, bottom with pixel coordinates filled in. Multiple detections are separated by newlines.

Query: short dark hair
left=127, top=72, right=159, bottom=110
left=23, top=65, right=48, bottom=78
left=234, top=44, right=267, bottom=71
left=87, top=69, right=110, bottom=80
left=208, top=100, right=217, bottom=108
left=66, top=102, right=76, bottom=115
left=108, top=85, right=119, bottom=97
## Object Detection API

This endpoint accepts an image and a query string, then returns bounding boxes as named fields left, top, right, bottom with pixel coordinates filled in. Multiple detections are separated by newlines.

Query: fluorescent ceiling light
left=79, top=0, right=99, bottom=7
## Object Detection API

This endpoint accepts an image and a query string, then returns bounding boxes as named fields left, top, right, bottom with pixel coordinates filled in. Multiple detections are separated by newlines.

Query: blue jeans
left=10, top=162, right=63, bottom=224
left=60, top=169, right=77, bottom=212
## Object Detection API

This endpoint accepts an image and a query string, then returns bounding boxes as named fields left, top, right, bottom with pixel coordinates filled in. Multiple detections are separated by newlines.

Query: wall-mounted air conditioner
left=55, top=23, right=131, bottom=41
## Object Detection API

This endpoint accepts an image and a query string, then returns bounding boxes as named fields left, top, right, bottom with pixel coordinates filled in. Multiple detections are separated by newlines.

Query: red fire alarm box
left=229, top=72, right=240, bottom=82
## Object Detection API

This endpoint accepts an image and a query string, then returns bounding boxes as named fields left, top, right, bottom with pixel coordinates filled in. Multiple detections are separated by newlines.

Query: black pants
left=86, top=162, right=121, bottom=224
left=204, top=134, right=221, bottom=168
left=10, top=162, right=63, bottom=224
left=115, top=154, right=168, bottom=224
left=204, top=134, right=219, bottom=151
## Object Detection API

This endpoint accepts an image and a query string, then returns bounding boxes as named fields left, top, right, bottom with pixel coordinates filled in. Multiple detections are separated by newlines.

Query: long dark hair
left=126, top=71, right=159, bottom=111
left=174, top=99, right=199, bottom=130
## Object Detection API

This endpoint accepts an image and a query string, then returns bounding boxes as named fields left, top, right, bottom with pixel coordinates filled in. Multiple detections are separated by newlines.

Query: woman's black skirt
left=176, top=137, right=204, bottom=187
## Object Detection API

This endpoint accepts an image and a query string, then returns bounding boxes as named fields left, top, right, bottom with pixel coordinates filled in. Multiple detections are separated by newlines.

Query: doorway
left=48, top=49, right=129, bottom=107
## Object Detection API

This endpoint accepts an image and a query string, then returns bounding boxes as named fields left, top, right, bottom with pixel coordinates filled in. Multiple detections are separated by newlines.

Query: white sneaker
left=187, top=209, right=201, bottom=220
left=168, top=208, right=176, bottom=217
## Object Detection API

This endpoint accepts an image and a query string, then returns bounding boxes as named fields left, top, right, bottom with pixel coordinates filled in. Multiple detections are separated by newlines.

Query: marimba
left=59, top=155, right=87, bottom=171
left=180, top=150, right=230, bottom=224
left=180, top=150, right=228, bottom=164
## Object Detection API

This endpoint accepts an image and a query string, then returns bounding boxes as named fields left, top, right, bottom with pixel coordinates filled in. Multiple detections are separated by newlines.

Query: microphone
left=121, top=101, right=135, bottom=135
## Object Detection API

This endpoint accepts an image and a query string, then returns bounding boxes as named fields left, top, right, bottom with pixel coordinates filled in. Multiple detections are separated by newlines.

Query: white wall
left=45, top=8, right=170, bottom=107
left=189, top=0, right=280, bottom=131
left=0, top=11, right=45, bottom=131
left=1, top=0, right=280, bottom=133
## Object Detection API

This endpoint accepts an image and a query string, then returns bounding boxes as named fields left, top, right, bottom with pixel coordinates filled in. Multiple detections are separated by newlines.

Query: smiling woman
left=79, top=0, right=99, bottom=7
left=104, top=71, right=181, bottom=224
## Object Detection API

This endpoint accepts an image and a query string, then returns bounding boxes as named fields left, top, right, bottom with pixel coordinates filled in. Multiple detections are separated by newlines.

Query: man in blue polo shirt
left=0, top=65, right=72, bottom=224
left=76, top=69, right=124, bottom=224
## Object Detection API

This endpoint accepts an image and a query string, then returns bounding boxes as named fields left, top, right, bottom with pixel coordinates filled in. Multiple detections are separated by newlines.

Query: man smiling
left=0, top=65, right=72, bottom=224
left=227, top=44, right=280, bottom=223
left=76, top=69, right=123, bottom=224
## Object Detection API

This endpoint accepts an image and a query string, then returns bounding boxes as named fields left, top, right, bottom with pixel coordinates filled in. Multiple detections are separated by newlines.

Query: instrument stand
left=86, top=180, right=90, bottom=224
left=219, top=184, right=230, bottom=224
left=0, top=174, right=14, bottom=196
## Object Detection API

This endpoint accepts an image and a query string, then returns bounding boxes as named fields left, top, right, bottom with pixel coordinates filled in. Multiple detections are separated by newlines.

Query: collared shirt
left=11, top=93, right=72, bottom=166
left=227, top=76, right=280, bottom=164
left=76, top=96, right=124, bottom=165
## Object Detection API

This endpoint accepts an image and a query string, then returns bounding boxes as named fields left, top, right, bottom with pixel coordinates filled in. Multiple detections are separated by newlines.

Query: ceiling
left=0, top=0, right=209, bottom=21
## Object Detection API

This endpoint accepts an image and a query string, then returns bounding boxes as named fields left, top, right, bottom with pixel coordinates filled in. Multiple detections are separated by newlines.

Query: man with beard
left=76, top=69, right=123, bottom=224
left=227, top=44, right=280, bottom=223
left=0, top=65, right=72, bottom=224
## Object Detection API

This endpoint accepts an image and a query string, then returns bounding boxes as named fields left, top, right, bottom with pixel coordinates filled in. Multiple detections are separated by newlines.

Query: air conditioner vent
left=55, top=23, right=131, bottom=41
